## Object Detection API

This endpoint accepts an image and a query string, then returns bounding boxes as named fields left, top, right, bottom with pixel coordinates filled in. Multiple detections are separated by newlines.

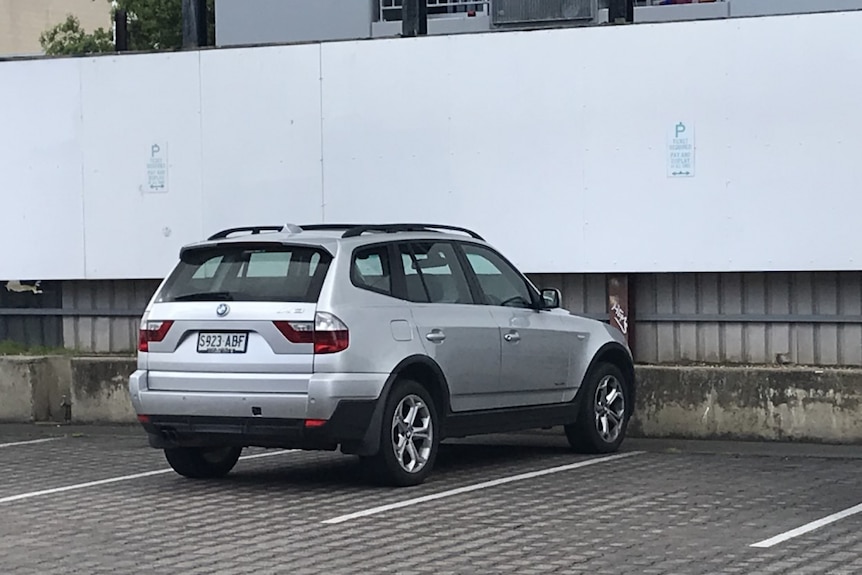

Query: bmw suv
left=129, top=223, right=635, bottom=486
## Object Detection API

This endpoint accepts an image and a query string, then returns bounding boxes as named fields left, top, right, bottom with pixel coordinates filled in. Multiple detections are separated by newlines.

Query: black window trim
left=350, top=241, right=396, bottom=298
left=453, top=241, right=543, bottom=310
left=396, top=239, right=476, bottom=306
left=394, top=241, right=431, bottom=303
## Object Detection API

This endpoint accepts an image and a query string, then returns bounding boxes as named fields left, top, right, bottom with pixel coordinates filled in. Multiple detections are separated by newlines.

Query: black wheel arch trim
left=346, top=354, right=452, bottom=457
left=579, top=341, right=636, bottom=416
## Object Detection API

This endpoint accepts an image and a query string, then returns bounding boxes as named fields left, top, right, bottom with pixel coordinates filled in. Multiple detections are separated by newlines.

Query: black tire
left=164, top=446, right=242, bottom=479
left=365, top=379, right=440, bottom=487
left=565, top=362, right=631, bottom=454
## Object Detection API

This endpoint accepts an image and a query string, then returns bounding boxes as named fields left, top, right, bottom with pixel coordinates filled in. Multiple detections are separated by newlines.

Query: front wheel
left=164, top=446, right=242, bottom=479
left=365, top=379, right=439, bottom=487
left=565, top=363, right=631, bottom=454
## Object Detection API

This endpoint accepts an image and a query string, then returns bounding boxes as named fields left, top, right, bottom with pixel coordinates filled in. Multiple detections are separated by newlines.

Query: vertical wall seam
left=198, top=51, right=206, bottom=241
left=78, top=61, right=88, bottom=283
left=319, top=43, right=326, bottom=222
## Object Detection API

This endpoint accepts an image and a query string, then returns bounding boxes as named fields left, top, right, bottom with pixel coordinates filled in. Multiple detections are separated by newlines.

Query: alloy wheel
left=391, top=394, right=433, bottom=473
left=594, top=375, right=626, bottom=443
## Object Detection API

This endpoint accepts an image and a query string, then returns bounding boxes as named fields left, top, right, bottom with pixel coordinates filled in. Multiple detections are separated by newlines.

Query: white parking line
left=0, top=437, right=63, bottom=448
left=750, top=502, right=862, bottom=548
left=322, top=450, right=644, bottom=525
left=0, top=449, right=296, bottom=505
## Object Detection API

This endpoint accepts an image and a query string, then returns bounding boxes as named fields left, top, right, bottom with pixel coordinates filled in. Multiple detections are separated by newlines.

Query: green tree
left=120, top=0, right=216, bottom=51
left=39, top=15, right=114, bottom=56
left=39, top=0, right=215, bottom=56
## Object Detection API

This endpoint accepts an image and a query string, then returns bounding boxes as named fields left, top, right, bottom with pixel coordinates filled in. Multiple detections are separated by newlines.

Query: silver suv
left=129, top=223, right=634, bottom=486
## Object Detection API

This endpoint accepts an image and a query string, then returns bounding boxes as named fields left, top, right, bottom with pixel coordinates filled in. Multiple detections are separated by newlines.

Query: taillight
left=139, top=320, right=174, bottom=352
left=273, top=312, right=349, bottom=354
left=313, top=312, right=350, bottom=355
left=273, top=321, right=314, bottom=344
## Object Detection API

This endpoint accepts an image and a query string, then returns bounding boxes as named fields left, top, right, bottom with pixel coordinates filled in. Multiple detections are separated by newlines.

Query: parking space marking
left=750, top=501, right=862, bottom=548
left=0, top=449, right=296, bottom=505
left=0, top=437, right=63, bottom=448
left=322, top=450, right=644, bottom=525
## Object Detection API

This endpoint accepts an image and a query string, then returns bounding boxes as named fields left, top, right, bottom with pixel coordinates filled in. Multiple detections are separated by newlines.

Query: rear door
left=396, top=241, right=502, bottom=413
left=142, top=242, right=331, bottom=393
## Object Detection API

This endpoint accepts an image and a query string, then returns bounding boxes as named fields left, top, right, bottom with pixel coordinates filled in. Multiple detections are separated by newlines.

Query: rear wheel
left=366, top=379, right=439, bottom=487
left=164, top=446, right=242, bottom=479
left=565, top=362, right=630, bottom=453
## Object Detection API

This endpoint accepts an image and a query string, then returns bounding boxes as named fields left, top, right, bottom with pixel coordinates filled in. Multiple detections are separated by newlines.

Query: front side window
left=157, top=244, right=331, bottom=303
left=398, top=241, right=473, bottom=304
left=461, top=244, right=534, bottom=308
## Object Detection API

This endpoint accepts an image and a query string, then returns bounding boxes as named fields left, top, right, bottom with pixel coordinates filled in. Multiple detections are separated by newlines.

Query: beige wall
left=0, top=0, right=111, bottom=57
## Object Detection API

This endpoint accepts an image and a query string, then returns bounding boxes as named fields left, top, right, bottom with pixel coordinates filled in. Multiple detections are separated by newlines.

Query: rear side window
left=352, top=245, right=392, bottom=296
left=157, top=244, right=330, bottom=303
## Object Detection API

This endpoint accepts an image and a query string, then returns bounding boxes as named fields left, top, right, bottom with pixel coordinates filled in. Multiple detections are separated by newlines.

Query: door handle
left=425, top=330, right=446, bottom=343
left=504, top=332, right=521, bottom=343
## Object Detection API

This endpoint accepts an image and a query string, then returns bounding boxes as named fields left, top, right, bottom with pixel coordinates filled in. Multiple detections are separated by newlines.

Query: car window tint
left=245, top=251, right=292, bottom=277
left=352, top=245, right=392, bottom=296
left=158, top=245, right=330, bottom=303
left=462, top=244, right=533, bottom=308
left=192, top=255, right=223, bottom=279
left=408, top=242, right=473, bottom=304
left=399, top=244, right=430, bottom=303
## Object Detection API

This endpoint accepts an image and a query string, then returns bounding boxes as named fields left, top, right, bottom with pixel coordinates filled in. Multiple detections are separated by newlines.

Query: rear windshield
left=156, top=244, right=332, bottom=303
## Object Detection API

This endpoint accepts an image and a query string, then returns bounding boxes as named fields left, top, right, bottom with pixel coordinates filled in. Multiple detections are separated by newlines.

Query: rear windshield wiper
left=171, top=291, right=234, bottom=302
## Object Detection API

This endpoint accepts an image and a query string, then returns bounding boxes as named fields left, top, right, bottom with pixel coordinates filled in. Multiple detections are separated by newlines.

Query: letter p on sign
left=151, top=144, right=161, bottom=157
left=675, top=122, right=686, bottom=138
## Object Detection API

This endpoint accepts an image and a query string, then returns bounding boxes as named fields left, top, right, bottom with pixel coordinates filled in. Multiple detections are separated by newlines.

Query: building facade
left=214, top=0, right=862, bottom=47
left=0, top=0, right=112, bottom=57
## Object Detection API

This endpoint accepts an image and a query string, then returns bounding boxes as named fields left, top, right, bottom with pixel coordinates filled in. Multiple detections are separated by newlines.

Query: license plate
left=196, top=332, right=248, bottom=354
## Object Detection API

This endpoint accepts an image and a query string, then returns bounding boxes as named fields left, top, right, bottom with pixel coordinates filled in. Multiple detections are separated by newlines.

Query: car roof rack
left=297, top=224, right=360, bottom=232
left=208, top=223, right=364, bottom=241
left=206, top=223, right=484, bottom=242
left=207, top=225, right=288, bottom=240
left=341, top=224, right=484, bottom=240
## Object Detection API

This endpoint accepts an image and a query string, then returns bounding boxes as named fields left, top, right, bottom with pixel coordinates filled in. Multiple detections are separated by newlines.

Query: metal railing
left=636, top=0, right=724, bottom=4
left=376, top=0, right=735, bottom=26
left=378, top=0, right=490, bottom=21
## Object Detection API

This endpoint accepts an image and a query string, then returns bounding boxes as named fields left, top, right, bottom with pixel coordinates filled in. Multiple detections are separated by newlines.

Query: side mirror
left=541, top=288, right=562, bottom=309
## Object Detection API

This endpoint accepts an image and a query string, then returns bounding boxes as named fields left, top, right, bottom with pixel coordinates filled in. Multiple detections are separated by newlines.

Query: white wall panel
left=321, top=31, right=590, bottom=273
left=446, top=31, right=588, bottom=273
left=720, top=13, right=862, bottom=272
left=320, top=37, right=457, bottom=227
left=578, top=22, right=733, bottom=273
left=199, top=45, right=324, bottom=235
left=320, top=13, right=862, bottom=274
left=79, top=52, right=204, bottom=280
left=0, top=59, right=86, bottom=280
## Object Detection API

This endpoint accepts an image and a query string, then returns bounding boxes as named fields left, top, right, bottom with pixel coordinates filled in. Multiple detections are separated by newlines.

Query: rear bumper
left=140, top=400, right=376, bottom=450
left=129, top=369, right=388, bottom=452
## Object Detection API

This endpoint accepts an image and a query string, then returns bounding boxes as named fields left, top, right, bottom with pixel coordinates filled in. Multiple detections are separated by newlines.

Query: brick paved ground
left=1, top=425, right=862, bottom=574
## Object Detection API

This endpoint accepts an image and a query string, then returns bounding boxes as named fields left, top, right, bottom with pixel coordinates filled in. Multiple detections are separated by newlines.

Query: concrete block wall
left=0, top=356, right=71, bottom=422
left=0, top=356, right=135, bottom=424
left=629, top=366, right=862, bottom=443
left=2, top=357, right=862, bottom=444
left=69, top=358, right=138, bottom=423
